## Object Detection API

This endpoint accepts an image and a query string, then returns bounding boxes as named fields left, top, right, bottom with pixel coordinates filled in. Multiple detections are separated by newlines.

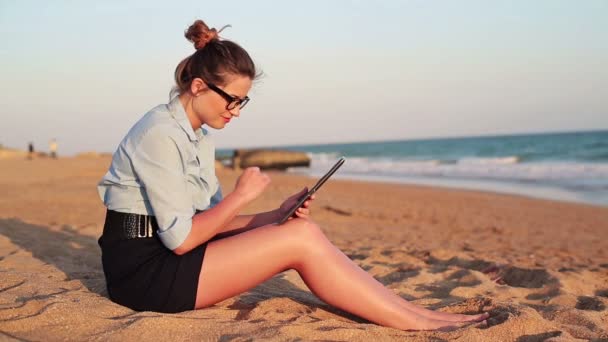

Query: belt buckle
left=137, top=216, right=153, bottom=238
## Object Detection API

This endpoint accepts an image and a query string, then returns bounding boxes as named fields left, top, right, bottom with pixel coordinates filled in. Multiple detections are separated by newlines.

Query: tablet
left=278, top=156, right=346, bottom=224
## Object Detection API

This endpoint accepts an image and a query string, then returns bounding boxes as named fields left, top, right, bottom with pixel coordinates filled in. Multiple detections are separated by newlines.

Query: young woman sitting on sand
left=97, top=19, right=489, bottom=331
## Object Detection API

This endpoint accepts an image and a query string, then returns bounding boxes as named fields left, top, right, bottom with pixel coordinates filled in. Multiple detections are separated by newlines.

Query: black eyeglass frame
left=206, top=82, right=250, bottom=110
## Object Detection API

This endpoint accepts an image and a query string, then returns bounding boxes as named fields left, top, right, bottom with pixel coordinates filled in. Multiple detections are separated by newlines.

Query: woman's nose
left=229, top=107, right=240, bottom=117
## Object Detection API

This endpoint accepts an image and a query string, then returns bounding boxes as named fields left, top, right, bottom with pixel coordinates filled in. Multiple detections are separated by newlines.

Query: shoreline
left=4, top=147, right=607, bottom=207
left=285, top=169, right=608, bottom=209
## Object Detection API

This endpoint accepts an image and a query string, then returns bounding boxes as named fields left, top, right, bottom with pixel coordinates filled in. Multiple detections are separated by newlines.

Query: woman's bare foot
left=404, top=316, right=479, bottom=331
left=432, top=311, right=490, bottom=323
left=475, top=319, right=488, bottom=328
left=402, top=303, right=490, bottom=323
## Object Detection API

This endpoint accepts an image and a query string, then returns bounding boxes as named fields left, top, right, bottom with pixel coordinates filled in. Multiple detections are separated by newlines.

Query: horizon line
left=216, top=127, right=608, bottom=151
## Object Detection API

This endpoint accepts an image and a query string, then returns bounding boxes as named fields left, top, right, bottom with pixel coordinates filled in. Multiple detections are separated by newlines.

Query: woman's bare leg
left=289, top=228, right=488, bottom=323
left=195, top=218, right=480, bottom=331
left=206, top=221, right=487, bottom=323
left=312, top=238, right=488, bottom=323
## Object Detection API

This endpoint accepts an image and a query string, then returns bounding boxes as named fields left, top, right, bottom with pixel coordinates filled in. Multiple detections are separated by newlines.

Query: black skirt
left=98, top=209, right=207, bottom=313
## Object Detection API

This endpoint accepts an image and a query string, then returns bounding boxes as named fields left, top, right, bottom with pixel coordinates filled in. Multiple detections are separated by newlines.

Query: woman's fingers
left=297, top=207, right=309, bottom=216
left=302, top=198, right=315, bottom=207
left=289, top=194, right=316, bottom=218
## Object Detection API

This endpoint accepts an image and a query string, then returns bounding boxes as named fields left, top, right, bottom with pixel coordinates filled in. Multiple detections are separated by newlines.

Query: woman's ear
left=190, top=78, right=206, bottom=96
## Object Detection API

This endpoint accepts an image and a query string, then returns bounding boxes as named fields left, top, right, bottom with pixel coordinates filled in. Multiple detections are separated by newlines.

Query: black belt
left=103, top=210, right=159, bottom=241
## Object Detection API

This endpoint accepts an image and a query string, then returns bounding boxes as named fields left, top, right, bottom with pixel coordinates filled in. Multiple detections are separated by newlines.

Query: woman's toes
left=475, top=312, right=490, bottom=321
left=474, top=319, right=488, bottom=328
left=462, top=312, right=490, bottom=322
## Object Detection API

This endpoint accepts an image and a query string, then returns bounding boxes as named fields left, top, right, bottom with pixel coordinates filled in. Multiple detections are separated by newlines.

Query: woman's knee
left=287, top=218, right=329, bottom=252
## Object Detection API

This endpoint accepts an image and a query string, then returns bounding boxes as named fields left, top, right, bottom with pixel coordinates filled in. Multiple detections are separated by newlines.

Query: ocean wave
left=305, top=152, right=341, bottom=162
left=457, top=156, right=520, bottom=165
left=298, top=153, right=608, bottom=187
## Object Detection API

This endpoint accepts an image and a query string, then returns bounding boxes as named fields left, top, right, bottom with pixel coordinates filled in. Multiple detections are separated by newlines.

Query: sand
left=0, top=156, right=607, bottom=341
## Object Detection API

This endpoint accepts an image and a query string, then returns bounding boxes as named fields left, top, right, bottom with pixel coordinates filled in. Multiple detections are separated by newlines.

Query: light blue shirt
left=97, top=96, right=223, bottom=250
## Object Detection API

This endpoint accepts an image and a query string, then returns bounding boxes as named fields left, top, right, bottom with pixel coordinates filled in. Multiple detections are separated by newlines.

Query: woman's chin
left=207, top=121, right=226, bottom=129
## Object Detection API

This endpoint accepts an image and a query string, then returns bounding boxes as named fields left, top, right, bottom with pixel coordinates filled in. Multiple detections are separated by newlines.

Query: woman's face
left=190, top=75, right=252, bottom=130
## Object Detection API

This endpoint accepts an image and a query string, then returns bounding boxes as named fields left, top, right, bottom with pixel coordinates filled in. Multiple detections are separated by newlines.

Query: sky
left=1, top=0, right=607, bottom=155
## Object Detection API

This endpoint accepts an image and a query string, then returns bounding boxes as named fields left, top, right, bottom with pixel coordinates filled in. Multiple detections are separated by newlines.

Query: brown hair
left=172, top=20, right=258, bottom=97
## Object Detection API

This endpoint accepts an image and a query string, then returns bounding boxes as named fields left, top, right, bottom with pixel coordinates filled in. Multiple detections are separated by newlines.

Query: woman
left=97, top=19, right=488, bottom=331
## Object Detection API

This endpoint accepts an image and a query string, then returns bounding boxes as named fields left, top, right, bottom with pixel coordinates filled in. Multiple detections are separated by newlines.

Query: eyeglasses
left=206, top=83, right=250, bottom=110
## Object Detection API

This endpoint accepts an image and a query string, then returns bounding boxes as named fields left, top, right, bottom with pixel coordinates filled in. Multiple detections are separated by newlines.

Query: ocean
left=218, top=130, right=608, bottom=207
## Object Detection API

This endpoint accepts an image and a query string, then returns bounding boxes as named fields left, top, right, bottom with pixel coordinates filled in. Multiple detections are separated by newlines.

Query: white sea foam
left=457, top=156, right=520, bottom=165
left=293, top=153, right=608, bottom=186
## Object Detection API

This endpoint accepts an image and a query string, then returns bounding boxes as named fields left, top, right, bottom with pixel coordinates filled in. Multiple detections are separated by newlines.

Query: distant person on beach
left=96, top=19, right=488, bottom=331
left=49, top=138, right=58, bottom=158
left=28, top=142, right=34, bottom=160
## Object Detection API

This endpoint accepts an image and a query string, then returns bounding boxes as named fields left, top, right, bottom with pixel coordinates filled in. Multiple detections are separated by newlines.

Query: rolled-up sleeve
left=130, top=128, right=194, bottom=250
left=209, top=180, right=223, bottom=208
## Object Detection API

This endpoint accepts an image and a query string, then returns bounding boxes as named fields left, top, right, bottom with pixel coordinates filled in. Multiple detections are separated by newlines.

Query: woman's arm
left=210, top=209, right=281, bottom=239
left=173, top=167, right=271, bottom=255
left=208, top=186, right=316, bottom=241
left=172, top=191, right=250, bottom=255
left=173, top=172, right=315, bottom=255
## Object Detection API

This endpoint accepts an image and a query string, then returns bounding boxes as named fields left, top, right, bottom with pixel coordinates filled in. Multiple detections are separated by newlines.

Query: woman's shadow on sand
left=0, top=217, right=368, bottom=323
left=0, top=218, right=107, bottom=295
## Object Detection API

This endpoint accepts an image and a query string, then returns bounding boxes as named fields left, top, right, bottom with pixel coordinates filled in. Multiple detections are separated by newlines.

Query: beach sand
left=0, top=156, right=607, bottom=341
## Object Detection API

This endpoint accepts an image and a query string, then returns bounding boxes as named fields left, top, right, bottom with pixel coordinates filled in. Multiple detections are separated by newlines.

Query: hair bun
left=185, top=20, right=231, bottom=50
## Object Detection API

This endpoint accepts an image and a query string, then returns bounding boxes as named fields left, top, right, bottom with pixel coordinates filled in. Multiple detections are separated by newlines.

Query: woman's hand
left=233, top=167, right=271, bottom=203
left=278, top=187, right=316, bottom=221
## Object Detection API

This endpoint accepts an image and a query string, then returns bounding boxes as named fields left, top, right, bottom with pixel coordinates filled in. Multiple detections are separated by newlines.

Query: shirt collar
left=168, top=96, right=207, bottom=142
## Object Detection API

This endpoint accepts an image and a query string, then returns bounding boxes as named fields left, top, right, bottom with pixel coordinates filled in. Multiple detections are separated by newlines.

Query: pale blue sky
left=1, top=0, right=607, bottom=155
